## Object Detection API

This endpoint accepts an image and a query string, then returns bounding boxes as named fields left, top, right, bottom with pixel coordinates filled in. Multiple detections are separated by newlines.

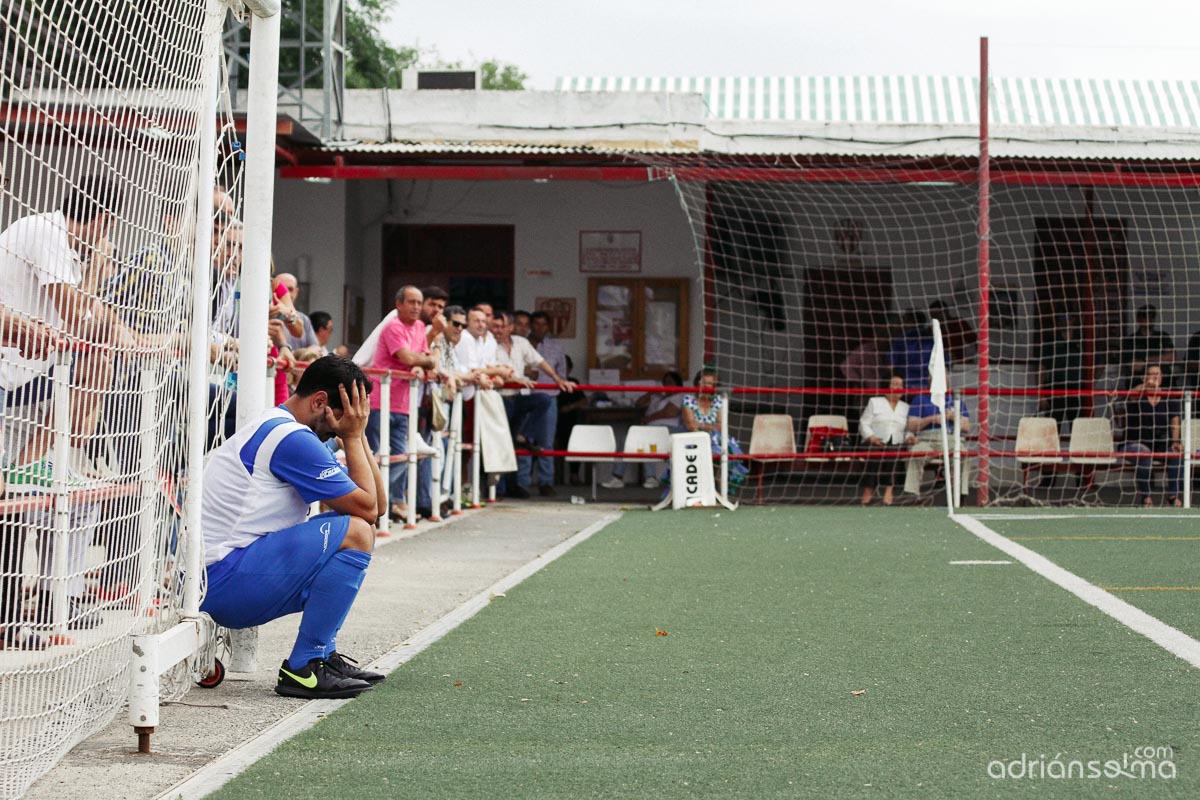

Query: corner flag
left=929, top=318, right=948, bottom=409
left=929, top=318, right=954, bottom=515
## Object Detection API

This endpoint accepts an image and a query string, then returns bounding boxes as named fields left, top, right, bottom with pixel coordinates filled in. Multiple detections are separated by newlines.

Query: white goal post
left=0, top=0, right=280, bottom=792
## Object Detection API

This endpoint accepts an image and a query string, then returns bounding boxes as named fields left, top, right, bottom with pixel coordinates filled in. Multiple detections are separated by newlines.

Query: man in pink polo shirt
left=365, top=286, right=435, bottom=520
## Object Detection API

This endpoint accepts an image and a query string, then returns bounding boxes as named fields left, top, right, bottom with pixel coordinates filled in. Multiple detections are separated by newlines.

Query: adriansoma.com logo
left=987, top=747, right=1176, bottom=781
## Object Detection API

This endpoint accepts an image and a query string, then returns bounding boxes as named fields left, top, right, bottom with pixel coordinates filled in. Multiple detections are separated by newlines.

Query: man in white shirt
left=453, top=307, right=503, bottom=399
left=201, top=355, right=387, bottom=698
left=0, top=177, right=143, bottom=486
left=490, top=311, right=575, bottom=498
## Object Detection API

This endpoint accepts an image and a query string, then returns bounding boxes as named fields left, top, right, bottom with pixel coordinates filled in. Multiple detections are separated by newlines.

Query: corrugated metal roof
left=556, top=76, right=1200, bottom=128
left=320, top=141, right=617, bottom=155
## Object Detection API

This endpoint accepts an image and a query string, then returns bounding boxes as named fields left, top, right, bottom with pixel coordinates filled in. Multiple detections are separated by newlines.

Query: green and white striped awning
left=555, top=75, right=1200, bottom=128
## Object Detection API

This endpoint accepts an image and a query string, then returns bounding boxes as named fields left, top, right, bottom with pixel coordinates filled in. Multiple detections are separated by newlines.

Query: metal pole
left=406, top=377, right=419, bottom=529
left=49, top=353, right=72, bottom=634
left=719, top=390, right=729, bottom=498
left=471, top=395, right=482, bottom=508
left=322, top=0, right=334, bottom=140
left=953, top=407, right=963, bottom=509
left=976, top=35, right=992, bottom=507
left=236, top=6, right=281, bottom=429
left=1185, top=391, right=1193, bottom=509
left=378, top=374, right=391, bottom=535
left=451, top=392, right=464, bottom=515
left=182, top=41, right=219, bottom=617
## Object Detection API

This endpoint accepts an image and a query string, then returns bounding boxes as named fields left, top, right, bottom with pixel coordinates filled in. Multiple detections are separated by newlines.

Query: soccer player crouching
left=200, top=355, right=388, bottom=698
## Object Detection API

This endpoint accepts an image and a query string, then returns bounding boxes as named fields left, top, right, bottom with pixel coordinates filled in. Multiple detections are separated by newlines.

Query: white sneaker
left=414, top=438, right=439, bottom=456
left=642, top=477, right=661, bottom=489
left=599, top=477, right=625, bottom=490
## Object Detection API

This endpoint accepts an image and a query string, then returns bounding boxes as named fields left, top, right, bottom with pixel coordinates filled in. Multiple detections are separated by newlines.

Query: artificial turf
left=984, top=513, right=1200, bottom=643
left=212, top=508, right=1200, bottom=798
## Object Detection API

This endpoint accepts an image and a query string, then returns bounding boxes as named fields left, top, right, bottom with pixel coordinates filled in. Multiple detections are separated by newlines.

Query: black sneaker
left=326, top=651, right=386, bottom=684
left=508, top=485, right=531, bottom=499
left=275, top=658, right=373, bottom=699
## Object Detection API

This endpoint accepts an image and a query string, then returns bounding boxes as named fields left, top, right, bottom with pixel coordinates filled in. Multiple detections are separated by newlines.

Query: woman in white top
left=859, top=372, right=917, bottom=505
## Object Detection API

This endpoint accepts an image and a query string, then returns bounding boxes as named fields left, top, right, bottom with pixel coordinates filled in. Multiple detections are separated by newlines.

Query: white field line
left=952, top=513, right=1200, bottom=669
left=949, top=560, right=1011, bottom=565
left=972, top=513, right=1200, bottom=520
left=158, top=511, right=624, bottom=800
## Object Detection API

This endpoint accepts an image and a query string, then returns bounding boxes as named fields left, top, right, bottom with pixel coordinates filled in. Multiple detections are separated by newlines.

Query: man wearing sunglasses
left=431, top=306, right=472, bottom=395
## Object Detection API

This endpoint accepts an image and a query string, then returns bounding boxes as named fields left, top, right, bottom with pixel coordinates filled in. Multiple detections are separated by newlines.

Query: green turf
left=984, top=514, right=1200, bottom=642
left=212, top=508, right=1200, bottom=799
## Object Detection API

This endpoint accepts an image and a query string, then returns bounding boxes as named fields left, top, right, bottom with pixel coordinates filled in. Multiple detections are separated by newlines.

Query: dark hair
left=1137, top=304, right=1157, bottom=320
left=294, top=355, right=369, bottom=409
left=513, top=309, right=530, bottom=320
left=493, top=310, right=512, bottom=325
left=444, top=304, right=466, bottom=319
left=693, top=367, right=718, bottom=386
left=662, top=370, right=684, bottom=386
left=421, top=285, right=449, bottom=302
left=309, top=311, right=333, bottom=332
left=1145, top=363, right=1163, bottom=375
left=530, top=310, right=551, bottom=324
left=890, top=371, right=906, bottom=383
left=61, top=176, right=122, bottom=223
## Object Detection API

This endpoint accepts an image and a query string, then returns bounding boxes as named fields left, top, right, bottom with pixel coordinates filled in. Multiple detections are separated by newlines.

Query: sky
left=381, top=0, right=1200, bottom=89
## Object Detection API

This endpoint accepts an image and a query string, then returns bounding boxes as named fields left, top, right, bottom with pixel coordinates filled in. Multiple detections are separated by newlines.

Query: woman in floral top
left=679, top=368, right=750, bottom=487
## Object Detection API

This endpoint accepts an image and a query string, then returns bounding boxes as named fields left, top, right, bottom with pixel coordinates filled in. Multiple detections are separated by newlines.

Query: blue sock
left=288, top=549, right=371, bottom=670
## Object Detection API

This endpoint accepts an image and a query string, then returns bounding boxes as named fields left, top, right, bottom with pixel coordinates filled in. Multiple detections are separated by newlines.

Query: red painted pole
left=977, top=37, right=992, bottom=507
left=703, top=182, right=716, bottom=363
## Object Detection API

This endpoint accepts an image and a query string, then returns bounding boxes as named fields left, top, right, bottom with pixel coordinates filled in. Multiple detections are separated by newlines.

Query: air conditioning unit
left=401, top=68, right=481, bottom=90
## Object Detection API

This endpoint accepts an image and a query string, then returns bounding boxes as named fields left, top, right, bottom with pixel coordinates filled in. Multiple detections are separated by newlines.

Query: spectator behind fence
left=512, top=310, right=531, bottom=339
left=602, top=370, right=684, bottom=490
left=365, top=285, right=434, bottom=521
left=200, top=356, right=386, bottom=699
left=1122, top=304, right=1175, bottom=389
left=675, top=368, right=749, bottom=489
left=420, top=286, right=448, bottom=349
left=0, top=176, right=145, bottom=487
left=858, top=372, right=916, bottom=506
left=309, top=311, right=334, bottom=356
left=1117, top=364, right=1182, bottom=507
left=452, top=307, right=502, bottom=398
left=490, top=311, right=576, bottom=498
left=903, top=382, right=972, bottom=497
left=275, top=272, right=317, bottom=350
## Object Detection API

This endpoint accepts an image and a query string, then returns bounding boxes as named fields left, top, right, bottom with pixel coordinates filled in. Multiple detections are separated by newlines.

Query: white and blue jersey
left=202, top=406, right=358, bottom=565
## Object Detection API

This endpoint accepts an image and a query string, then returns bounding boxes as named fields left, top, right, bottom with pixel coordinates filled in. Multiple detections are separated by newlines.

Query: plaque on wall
left=579, top=230, right=642, bottom=274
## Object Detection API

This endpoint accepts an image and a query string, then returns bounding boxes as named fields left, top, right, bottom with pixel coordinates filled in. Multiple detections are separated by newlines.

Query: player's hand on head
left=325, top=381, right=370, bottom=440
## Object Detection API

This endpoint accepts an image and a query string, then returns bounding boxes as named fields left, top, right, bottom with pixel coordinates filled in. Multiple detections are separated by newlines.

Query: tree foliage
left=280, top=0, right=527, bottom=91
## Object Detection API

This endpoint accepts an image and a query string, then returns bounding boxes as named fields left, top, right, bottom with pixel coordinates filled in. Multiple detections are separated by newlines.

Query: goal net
left=0, top=1, right=231, bottom=794
left=654, top=137, right=1200, bottom=508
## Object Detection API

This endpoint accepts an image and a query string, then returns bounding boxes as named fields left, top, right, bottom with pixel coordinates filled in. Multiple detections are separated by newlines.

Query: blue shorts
left=201, top=512, right=351, bottom=629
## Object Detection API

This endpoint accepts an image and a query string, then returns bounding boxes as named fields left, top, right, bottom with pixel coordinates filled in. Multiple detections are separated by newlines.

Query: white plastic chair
left=803, top=414, right=850, bottom=462
left=748, top=414, right=796, bottom=502
left=750, top=414, right=797, bottom=458
left=567, top=425, right=618, bottom=500
left=1068, top=417, right=1117, bottom=491
left=1015, top=416, right=1063, bottom=489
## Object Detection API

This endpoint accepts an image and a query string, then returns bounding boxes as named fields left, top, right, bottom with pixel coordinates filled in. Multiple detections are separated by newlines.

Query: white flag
left=929, top=318, right=948, bottom=410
